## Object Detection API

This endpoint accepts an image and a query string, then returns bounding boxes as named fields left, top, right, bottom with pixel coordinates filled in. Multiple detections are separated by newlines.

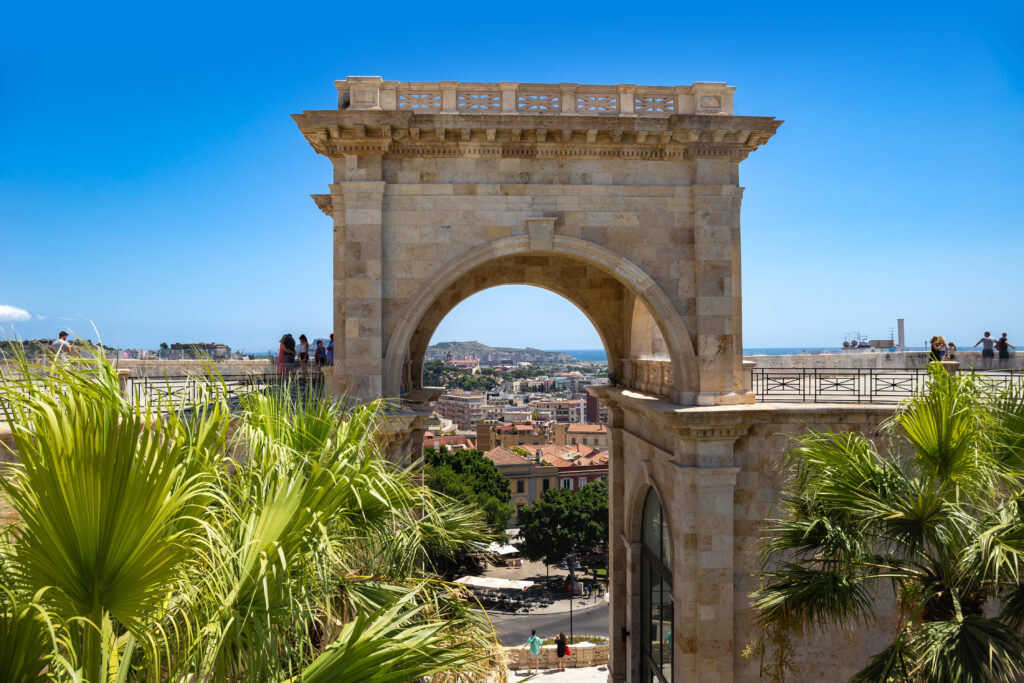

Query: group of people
left=277, top=332, right=333, bottom=375
left=974, top=331, right=1015, bottom=368
left=929, top=331, right=1015, bottom=369
left=523, top=630, right=572, bottom=673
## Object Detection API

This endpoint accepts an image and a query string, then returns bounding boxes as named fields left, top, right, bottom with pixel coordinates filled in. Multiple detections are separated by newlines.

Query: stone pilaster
left=676, top=424, right=748, bottom=682
left=336, top=180, right=386, bottom=400
left=607, top=404, right=628, bottom=682
left=691, top=154, right=750, bottom=405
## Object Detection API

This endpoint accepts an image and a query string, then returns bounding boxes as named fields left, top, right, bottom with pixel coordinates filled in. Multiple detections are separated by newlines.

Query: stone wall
left=596, top=385, right=899, bottom=682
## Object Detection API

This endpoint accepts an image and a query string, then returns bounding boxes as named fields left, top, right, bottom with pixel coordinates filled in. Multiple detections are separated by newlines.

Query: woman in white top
left=297, top=334, right=309, bottom=372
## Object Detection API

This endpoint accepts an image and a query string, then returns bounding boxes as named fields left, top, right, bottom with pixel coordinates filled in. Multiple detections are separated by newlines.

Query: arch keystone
left=526, top=217, right=556, bottom=252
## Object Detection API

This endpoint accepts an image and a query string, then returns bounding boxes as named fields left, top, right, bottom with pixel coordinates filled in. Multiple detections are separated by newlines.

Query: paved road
left=489, top=602, right=609, bottom=645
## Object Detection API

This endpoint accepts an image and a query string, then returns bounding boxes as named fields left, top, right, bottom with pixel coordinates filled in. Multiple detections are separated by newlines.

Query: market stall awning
left=454, top=575, right=535, bottom=591
left=485, top=542, right=520, bottom=555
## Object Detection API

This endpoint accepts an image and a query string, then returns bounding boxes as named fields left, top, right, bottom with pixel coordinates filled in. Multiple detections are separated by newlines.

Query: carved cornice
left=293, top=112, right=781, bottom=162
left=676, top=424, right=751, bottom=442
left=311, top=194, right=332, bottom=217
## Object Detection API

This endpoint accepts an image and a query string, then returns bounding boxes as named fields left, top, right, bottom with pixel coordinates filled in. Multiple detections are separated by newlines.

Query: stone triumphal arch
left=294, top=77, right=833, bottom=681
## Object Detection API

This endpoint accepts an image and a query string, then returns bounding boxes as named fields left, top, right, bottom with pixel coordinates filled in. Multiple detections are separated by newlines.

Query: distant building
left=562, top=423, right=609, bottom=450
left=166, top=342, right=231, bottom=359
left=523, top=444, right=609, bottom=491
left=585, top=393, right=609, bottom=424
left=435, top=390, right=487, bottom=429
left=476, top=420, right=567, bottom=450
left=422, top=431, right=475, bottom=452
left=481, top=446, right=558, bottom=523
left=530, top=398, right=584, bottom=423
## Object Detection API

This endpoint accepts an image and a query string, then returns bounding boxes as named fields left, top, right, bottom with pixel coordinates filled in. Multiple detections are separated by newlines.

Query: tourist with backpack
left=997, top=332, right=1015, bottom=367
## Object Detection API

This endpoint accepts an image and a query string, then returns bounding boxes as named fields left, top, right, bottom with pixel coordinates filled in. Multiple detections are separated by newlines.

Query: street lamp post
left=566, top=550, right=577, bottom=643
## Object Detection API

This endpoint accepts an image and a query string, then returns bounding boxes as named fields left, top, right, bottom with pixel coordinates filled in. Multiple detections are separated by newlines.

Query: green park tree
left=517, top=479, right=609, bottom=566
left=424, top=447, right=512, bottom=532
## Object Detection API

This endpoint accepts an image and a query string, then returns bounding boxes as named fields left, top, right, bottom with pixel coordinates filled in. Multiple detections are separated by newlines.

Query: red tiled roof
left=482, top=446, right=531, bottom=466
left=567, top=424, right=606, bottom=433
left=423, top=435, right=476, bottom=449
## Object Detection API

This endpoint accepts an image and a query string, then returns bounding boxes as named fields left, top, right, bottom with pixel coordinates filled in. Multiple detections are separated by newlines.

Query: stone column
left=336, top=180, right=386, bottom=400
left=607, top=403, right=628, bottom=682
left=691, top=154, right=749, bottom=406
left=676, top=425, right=747, bottom=682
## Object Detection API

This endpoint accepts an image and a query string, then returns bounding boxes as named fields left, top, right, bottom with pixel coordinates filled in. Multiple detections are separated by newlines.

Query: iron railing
left=1, top=373, right=325, bottom=417
left=124, top=372, right=324, bottom=410
left=753, top=368, right=1024, bottom=403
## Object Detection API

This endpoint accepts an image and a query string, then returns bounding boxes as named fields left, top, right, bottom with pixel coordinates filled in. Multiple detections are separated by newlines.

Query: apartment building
left=563, top=423, right=609, bottom=450
left=530, top=398, right=584, bottom=423
left=520, top=444, right=610, bottom=492
left=435, top=390, right=486, bottom=429
left=481, top=446, right=558, bottom=524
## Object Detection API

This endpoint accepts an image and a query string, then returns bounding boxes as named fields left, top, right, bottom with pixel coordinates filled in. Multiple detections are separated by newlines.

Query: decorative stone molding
left=311, top=193, right=332, bottom=217
left=295, top=77, right=780, bottom=164
left=336, top=77, right=736, bottom=116
left=677, top=425, right=751, bottom=442
left=294, top=116, right=779, bottom=162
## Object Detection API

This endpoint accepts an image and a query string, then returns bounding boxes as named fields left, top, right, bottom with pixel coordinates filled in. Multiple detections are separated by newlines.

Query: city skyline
left=2, top=2, right=1021, bottom=353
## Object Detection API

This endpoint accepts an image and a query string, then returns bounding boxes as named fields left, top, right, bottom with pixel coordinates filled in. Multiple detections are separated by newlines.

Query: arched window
left=641, top=488, right=672, bottom=682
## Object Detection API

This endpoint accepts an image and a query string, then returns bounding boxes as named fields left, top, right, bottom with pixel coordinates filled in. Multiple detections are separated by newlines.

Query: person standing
left=50, top=331, right=72, bottom=358
left=278, top=334, right=296, bottom=376
left=554, top=631, right=569, bottom=671
left=929, top=336, right=946, bottom=363
left=297, top=334, right=309, bottom=373
left=996, top=332, right=1015, bottom=368
left=975, top=331, right=997, bottom=369
left=524, top=629, right=543, bottom=674
left=314, top=339, right=327, bottom=368
left=946, top=341, right=957, bottom=361
left=326, top=332, right=334, bottom=366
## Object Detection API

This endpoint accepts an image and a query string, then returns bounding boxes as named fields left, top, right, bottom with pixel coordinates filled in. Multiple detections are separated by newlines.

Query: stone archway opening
left=397, top=250, right=682, bottom=404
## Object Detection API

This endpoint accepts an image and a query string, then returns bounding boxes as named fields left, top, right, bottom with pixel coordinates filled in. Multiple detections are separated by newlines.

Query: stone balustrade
left=337, top=76, right=734, bottom=116
left=504, top=642, right=610, bottom=670
left=620, top=358, right=674, bottom=398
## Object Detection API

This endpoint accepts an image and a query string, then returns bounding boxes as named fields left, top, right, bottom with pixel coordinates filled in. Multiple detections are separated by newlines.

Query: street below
left=488, top=602, right=609, bottom=646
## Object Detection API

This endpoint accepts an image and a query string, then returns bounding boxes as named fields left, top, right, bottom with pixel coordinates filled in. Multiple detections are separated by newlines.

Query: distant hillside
left=426, top=341, right=575, bottom=364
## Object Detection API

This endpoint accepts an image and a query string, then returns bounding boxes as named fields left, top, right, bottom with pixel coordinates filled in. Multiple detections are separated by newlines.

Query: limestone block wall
left=600, top=386, right=899, bottom=682
left=294, top=77, right=782, bottom=407
left=730, top=407, right=897, bottom=681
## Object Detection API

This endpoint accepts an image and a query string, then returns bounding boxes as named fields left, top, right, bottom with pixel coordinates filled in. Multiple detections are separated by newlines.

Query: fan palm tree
left=751, top=367, right=1024, bottom=682
left=0, top=347, right=501, bottom=682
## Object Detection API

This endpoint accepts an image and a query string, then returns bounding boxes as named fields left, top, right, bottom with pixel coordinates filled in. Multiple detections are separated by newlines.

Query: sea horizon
left=549, top=347, right=931, bottom=363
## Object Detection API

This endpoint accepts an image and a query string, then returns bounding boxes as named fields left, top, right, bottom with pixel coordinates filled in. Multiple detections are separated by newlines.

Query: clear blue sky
left=2, top=1, right=1021, bottom=353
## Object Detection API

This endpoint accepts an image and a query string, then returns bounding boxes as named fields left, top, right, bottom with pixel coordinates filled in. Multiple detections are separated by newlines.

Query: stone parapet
left=337, top=76, right=735, bottom=116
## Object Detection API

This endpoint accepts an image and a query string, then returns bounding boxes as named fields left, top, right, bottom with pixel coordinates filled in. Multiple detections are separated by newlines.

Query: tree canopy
left=421, top=360, right=499, bottom=392
left=517, top=479, right=608, bottom=566
left=0, top=350, right=497, bottom=682
left=424, top=447, right=512, bottom=532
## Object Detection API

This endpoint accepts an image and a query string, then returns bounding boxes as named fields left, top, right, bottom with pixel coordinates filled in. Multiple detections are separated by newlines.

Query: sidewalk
left=491, top=593, right=608, bottom=616
left=503, top=665, right=609, bottom=681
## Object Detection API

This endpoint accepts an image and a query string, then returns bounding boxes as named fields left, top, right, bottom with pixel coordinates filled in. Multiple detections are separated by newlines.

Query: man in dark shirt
left=996, top=332, right=1015, bottom=368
